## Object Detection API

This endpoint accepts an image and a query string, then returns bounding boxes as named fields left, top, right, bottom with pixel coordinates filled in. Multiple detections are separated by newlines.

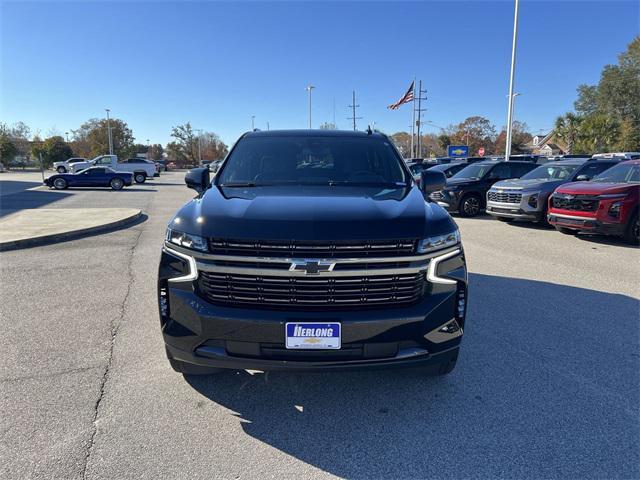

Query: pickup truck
left=70, top=155, right=156, bottom=183
left=53, top=157, right=87, bottom=173
left=158, top=129, right=468, bottom=376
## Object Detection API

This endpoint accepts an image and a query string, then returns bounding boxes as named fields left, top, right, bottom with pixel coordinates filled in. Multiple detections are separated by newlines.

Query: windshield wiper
left=219, top=182, right=258, bottom=187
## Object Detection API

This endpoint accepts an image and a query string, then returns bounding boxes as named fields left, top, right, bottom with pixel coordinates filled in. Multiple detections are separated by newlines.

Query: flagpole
left=411, top=77, right=416, bottom=158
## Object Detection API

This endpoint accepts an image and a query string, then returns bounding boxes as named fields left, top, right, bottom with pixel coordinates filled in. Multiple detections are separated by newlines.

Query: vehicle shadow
left=0, top=180, right=44, bottom=197
left=184, top=273, right=639, bottom=479
left=0, top=189, right=72, bottom=218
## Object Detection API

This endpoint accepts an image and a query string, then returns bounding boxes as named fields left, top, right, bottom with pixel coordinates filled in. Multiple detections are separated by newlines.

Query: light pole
left=267, top=121, right=270, bottom=131
left=251, top=115, right=255, bottom=130
left=306, top=85, right=315, bottom=129
left=504, top=0, right=520, bottom=160
left=105, top=108, right=114, bottom=155
left=195, top=129, right=203, bottom=164
left=65, top=131, right=69, bottom=142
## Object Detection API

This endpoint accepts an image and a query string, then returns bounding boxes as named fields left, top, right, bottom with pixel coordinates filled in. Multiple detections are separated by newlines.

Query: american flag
left=387, top=80, right=415, bottom=110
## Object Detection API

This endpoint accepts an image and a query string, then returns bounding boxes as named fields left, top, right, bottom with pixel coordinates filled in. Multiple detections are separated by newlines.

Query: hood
left=169, top=185, right=457, bottom=241
left=555, top=181, right=637, bottom=195
left=492, top=178, right=566, bottom=192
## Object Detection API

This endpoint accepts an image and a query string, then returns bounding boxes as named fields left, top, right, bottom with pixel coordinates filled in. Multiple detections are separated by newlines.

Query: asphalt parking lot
left=1, top=171, right=638, bottom=479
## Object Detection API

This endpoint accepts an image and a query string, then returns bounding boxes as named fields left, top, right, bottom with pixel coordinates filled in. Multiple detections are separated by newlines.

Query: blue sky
left=1, top=1, right=638, bottom=146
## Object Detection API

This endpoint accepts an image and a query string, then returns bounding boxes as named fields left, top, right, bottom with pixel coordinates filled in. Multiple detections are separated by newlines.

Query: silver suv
left=486, top=158, right=619, bottom=223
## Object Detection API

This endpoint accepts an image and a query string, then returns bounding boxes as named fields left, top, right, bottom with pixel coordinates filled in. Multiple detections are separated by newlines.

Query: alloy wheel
left=463, top=197, right=480, bottom=216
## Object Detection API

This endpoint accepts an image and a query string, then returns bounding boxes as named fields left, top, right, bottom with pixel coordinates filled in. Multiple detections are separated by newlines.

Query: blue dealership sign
left=447, top=145, right=469, bottom=158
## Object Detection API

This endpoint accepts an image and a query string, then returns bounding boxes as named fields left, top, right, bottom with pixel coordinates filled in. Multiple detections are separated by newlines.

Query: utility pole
left=415, top=81, right=428, bottom=158
left=105, top=108, right=113, bottom=155
left=347, top=90, right=362, bottom=131
left=306, top=85, right=315, bottom=129
left=251, top=115, right=255, bottom=130
left=505, top=0, right=520, bottom=160
left=410, top=77, right=416, bottom=158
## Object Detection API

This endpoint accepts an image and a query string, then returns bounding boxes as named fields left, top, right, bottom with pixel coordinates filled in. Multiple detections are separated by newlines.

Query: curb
left=0, top=209, right=143, bottom=251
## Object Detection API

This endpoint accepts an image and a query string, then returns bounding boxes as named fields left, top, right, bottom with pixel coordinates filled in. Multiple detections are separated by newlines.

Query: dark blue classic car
left=44, top=167, right=134, bottom=190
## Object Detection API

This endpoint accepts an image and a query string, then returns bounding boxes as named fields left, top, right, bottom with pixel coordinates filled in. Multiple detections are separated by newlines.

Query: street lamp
left=65, top=131, right=69, bottom=142
left=305, top=85, right=315, bottom=129
left=251, top=115, right=255, bottom=130
left=195, top=129, right=203, bottom=164
left=504, top=0, right=520, bottom=160
left=105, top=108, right=114, bottom=155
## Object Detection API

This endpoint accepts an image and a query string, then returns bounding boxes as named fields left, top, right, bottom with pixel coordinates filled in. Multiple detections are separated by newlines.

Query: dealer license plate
left=285, top=322, right=341, bottom=350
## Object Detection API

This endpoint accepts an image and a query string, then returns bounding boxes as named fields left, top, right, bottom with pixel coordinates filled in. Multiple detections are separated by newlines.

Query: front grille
left=488, top=190, right=522, bottom=204
left=198, top=271, right=425, bottom=309
left=208, top=239, right=417, bottom=258
left=552, top=194, right=599, bottom=212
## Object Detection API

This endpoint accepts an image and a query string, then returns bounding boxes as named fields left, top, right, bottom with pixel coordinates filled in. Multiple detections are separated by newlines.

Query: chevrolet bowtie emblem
left=289, top=259, right=335, bottom=275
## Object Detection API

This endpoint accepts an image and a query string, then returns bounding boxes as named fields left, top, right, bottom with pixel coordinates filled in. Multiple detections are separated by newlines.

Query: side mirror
left=185, top=167, right=210, bottom=194
left=420, top=170, right=446, bottom=195
left=576, top=174, right=590, bottom=181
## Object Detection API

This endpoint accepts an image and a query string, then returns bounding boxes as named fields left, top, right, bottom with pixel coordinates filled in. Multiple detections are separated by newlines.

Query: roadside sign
left=478, top=147, right=485, bottom=156
left=447, top=145, right=469, bottom=158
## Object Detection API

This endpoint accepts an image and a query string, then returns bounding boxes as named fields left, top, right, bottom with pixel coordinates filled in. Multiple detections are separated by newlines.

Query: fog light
left=608, top=201, right=621, bottom=218
left=439, top=320, right=460, bottom=333
left=159, top=284, right=169, bottom=319
left=528, top=194, right=538, bottom=208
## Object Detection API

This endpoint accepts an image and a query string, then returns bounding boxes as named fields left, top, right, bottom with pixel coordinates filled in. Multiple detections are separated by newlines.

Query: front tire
left=459, top=194, right=482, bottom=217
left=623, top=212, right=639, bottom=245
left=53, top=178, right=68, bottom=190
left=110, top=178, right=124, bottom=190
left=134, top=172, right=146, bottom=184
left=56, top=166, right=67, bottom=173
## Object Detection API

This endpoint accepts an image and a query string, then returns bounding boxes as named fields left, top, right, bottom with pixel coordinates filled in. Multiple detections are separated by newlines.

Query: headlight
left=417, top=230, right=461, bottom=253
left=165, top=228, right=208, bottom=252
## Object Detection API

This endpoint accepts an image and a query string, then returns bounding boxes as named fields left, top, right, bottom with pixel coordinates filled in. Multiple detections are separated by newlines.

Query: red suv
left=548, top=160, right=639, bottom=244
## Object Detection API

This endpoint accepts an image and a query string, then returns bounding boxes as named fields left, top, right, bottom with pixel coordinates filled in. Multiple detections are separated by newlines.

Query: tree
left=31, top=136, right=73, bottom=168
left=147, top=143, right=164, bottom=161
left=168, top=123, right=228, bottom=165
left=494, top=121, right=533, bottom=155
left=437, top=134, right=452, bottom=153
left=0, top=137, right=18, bottom=165
left=449, top=116, right=497, bottom=155
left=554, top=113, right=582, bottom=154
left=390, top=132, right=412, bottom=157
left=0, top=121, right=31, bottom=157
left=573, top=36, right=640, bottom=151
left=132, top=144, right=149, bottom=155
left=168, top=122, right=199, bottom=164
left=199, top=132, right=228, bottom=160
left=576, top=114, right=620, bottom=153
left=72, top=118, right=135, bottom=159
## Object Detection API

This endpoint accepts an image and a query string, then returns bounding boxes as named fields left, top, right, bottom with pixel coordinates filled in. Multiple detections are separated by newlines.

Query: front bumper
left=486, top=201, right=544, bottom=221
left=547, top=212, right=626, bottom=235
left=158, top=247, right=467, bottom=372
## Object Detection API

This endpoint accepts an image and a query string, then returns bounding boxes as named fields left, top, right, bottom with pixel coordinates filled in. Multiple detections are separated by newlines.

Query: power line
left=347, top=90, right=362, bottom=131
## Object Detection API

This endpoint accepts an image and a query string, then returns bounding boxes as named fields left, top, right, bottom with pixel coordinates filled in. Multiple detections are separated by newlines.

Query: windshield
left=521, top=164, right=579, bottom=180
left=217, top=136, right=408, bottom=187
left=592, top=163, right=640, bottom=183
left=451, top=163, right=492, bottom=180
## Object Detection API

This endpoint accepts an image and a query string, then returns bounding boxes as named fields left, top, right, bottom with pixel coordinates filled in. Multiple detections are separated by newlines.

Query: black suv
left=430, top=160, right=538, bottom=217
left=158, top=130, right=468, bottom=375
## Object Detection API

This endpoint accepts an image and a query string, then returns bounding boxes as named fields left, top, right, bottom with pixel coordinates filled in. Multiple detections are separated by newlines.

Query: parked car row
left=45, top=154, right=160, bottom=191
left=420, top=156, right=639, bottom=244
